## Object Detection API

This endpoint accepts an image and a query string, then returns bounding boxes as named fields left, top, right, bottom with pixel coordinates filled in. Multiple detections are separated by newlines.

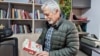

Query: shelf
left=0, top=19, right=33, bottom=20
left=78, top=32, right=89, bottom=36
left=71, top=20, right=90, bottom=24
left=34, top=19, right=46, bottom=21
left=11, top=2, right=32, bottom=6
left=78, top=32, right=89, bottom=38
left=0, top=1, right=32, bottom=5
left=0, top=19, right=10, bottom=20
left=34, top=3, right=42, bottom=7
left=0, top=1, right=9, bottom=4
left=12, top=33, right=33, bottom=37
left=10, top=19, right=33, bottom=20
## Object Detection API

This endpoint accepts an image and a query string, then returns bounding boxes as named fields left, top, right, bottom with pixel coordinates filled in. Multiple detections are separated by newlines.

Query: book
left=34, top=10, right=38, bottom=19
left=0, top=9, right=7, bottom=19
left=0, top=10, right=3, bottom=19
left=23, top=25, right=27, bottom=33
left=75, top=24, right=83, bottom=32
left=78, top=25, right=83, bottom=32
left=22, top=39, right=42, bottom=55
left=37, top=10, right=40, bottom=20
left=12, top=8, right=15, bottom=19
left=6, top=3, right=10, bottom=18
left=11, top=9, right=32, bottom=19
left=40, top=13, right=45, bottom=19
left=34, top=0, right=41, bottom=4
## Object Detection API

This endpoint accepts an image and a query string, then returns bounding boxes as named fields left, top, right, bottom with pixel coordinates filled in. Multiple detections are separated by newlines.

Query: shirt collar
left=53, top=17, right=63, bottom=29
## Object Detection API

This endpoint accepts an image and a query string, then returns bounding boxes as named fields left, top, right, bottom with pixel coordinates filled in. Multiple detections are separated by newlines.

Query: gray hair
left=41, top=0, right=61, bottom=13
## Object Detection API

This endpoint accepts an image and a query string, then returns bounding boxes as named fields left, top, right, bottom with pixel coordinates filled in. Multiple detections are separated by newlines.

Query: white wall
left=82, top=0, right=100, bottom=39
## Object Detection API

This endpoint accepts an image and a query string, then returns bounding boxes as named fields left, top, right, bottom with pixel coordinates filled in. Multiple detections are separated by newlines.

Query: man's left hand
left=35, top=51, right=49, bottom=56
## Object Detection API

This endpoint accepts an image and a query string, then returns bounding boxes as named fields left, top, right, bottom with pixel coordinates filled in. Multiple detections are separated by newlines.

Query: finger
left=35, top=52, right=41, bottom=56
left=44, top=54, right=48, bottom=56
left=37, top=53, right=44, bottom=56
left=35, top=51, right=48, bottom=56
left=28, top=51, right=33, bottom=54
left=35, top=52, right=45, bottom=56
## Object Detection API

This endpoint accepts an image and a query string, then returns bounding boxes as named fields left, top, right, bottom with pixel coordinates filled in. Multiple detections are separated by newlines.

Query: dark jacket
left=36, top=18, right=79, bottom=56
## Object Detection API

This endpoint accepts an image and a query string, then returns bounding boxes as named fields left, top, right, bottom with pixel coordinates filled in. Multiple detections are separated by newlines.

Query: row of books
left=34, top=9, right=45, bottom=19
left=11, top=9, right=45, bottom=19
left=11, top=24, right=32, bottom=34
left=0, top=8, right=45, bottom=20
left=12, top=8, right=32, bottom=19
left=2, top=0, right=32, bottom=3
left=0, top=9, right=7, bottom=19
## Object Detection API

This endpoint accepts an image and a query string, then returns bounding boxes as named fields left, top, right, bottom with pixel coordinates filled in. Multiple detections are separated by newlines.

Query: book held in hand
left=22, top=39, right=42, bottom=55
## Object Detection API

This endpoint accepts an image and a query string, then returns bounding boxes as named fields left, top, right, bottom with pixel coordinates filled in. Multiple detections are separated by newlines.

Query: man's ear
left=54, top=9, right=59, bottom=14
left=55, top=9, right=59, bottom=13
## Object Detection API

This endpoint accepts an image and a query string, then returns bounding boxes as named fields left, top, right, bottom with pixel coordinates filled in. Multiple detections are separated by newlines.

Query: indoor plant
left=59, top=0, right=71, bottom=19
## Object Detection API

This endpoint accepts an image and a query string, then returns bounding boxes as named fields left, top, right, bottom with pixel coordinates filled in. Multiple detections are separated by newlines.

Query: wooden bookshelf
left=72, top=0, right=91, bottom=38
left=0, top=1, right=45, bottom=56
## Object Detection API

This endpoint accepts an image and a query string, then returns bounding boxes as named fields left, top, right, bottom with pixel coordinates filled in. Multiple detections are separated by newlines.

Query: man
left=35, top=0, right=79, bottom=56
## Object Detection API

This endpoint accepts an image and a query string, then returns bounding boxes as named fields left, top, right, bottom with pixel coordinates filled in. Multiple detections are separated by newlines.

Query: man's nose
left=45, top=16, right=47, bottom=19
left=45, top=16, right=49, bottom=20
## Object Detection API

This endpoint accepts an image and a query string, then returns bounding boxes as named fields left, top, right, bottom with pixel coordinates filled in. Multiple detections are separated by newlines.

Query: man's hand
left=35, top=51, right=49, bottom=56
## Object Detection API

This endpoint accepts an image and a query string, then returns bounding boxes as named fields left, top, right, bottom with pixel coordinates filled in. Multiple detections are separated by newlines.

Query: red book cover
left=22, top=39, right=42, bottom=55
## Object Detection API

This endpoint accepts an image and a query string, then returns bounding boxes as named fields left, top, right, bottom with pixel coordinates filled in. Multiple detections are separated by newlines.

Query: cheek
left=51, top=18, right=56, bottom=23
left=52, top=15, right=56, bottom=21
left=51, top=14, right=55, bottom=19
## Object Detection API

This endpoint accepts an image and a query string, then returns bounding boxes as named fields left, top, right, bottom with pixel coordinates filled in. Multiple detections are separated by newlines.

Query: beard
left=47, top=20, right=54, bottom=25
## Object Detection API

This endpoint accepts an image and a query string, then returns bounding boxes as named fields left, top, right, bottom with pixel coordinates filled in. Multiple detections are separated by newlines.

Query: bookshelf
left=71, top=20, right=90, bottom=24
left=71, top=0, right=91, bottom=36
left=0, top=1, right=45, bottom=34
left=0, top=0, right=45, bottom=56
left=0, top=1, right=33, bottom=33
left=70, top=20, right=89, bottom=34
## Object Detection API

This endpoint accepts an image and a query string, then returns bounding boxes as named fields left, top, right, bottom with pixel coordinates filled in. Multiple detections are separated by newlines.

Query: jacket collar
left=55, top=17, right=63, bottom=28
